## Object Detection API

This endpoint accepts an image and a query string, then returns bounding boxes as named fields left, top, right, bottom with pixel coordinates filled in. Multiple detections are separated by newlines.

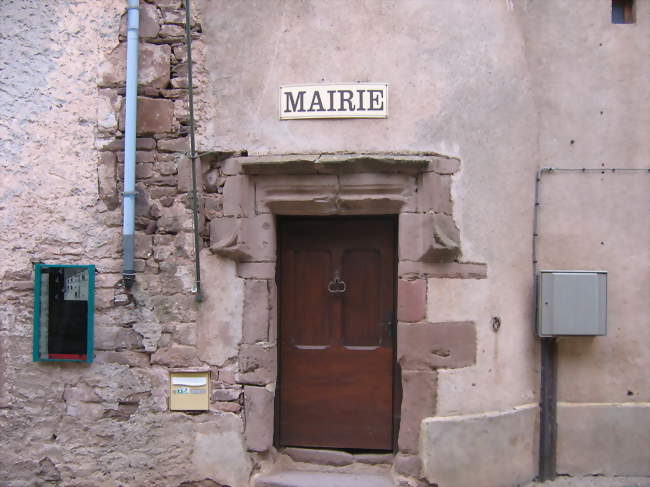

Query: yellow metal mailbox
left=169, top=371, right=210, bottom=411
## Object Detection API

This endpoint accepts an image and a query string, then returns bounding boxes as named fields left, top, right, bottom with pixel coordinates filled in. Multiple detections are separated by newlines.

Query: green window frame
left=33, top=264, right=95, bottom=363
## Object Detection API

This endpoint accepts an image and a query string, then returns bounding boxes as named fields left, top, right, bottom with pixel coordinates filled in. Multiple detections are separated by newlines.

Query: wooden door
left=278, top=217, right=396, bottom=450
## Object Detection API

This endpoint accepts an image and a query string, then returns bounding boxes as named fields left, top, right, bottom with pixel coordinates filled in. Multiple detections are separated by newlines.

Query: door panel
left=290, top=250, right=332, bottom=347
left=278, top=217, right=396, bottom=450
left=342, top=249, right=382, bottom=347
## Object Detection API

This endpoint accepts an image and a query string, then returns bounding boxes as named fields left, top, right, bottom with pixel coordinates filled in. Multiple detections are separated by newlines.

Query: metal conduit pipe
left=184, top=0, right=203, bottom=301
left=122, top=0, right=140, bottom=289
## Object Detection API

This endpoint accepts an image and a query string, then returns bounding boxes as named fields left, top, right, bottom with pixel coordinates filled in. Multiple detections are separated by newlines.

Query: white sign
left=280, top=83, right=388, bottom=120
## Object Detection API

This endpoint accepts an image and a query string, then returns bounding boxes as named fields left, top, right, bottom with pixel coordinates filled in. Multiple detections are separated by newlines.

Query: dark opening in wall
left=612, top=0, right=635, bottom=24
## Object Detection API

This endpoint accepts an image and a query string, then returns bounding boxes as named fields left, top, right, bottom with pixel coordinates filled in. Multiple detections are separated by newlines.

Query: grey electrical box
left=537, top=270, right=607, bottom=337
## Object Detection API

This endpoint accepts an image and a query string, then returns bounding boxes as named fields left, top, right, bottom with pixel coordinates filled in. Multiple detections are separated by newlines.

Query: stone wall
left=0, top=1, right=252, bottom=486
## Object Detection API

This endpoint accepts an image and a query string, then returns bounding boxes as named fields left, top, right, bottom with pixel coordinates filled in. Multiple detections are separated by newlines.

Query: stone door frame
left=208, top=153, right=481, bottom=464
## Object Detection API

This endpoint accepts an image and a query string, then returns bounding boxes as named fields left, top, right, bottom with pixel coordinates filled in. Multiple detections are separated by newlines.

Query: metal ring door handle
left=328, top=277, right=347, bottom=293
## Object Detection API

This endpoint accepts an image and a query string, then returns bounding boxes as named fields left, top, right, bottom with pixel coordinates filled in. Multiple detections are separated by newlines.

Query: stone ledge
left=421, top=405, right=537, bottom=487
left=240, top=154, right=431, bottom=175
left=398, top=261, right=487, bottom=279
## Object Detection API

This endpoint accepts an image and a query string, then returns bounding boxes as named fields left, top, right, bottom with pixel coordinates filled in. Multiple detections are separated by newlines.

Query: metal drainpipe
left=533, top=167, right=557, bottom=482
left=122, top=0, right=140, bottom=289
left=184, top=0, right=203, bottom=302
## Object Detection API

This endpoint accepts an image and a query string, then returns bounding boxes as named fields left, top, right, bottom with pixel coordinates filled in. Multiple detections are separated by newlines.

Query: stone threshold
left=253, top=471, right=394, bottom=487
left=282, top=447, right=394, bottom=467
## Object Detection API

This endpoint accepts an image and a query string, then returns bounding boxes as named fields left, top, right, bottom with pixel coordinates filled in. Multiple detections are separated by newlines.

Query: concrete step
left=254, top=470, right=394, bottom=487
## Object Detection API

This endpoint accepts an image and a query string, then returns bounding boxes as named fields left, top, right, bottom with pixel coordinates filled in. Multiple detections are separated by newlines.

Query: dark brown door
left=278, top=217, right=396, bottom=450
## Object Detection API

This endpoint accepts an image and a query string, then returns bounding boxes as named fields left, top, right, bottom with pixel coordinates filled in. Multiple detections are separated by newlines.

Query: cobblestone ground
left=524, top=476, right=650, bottom=487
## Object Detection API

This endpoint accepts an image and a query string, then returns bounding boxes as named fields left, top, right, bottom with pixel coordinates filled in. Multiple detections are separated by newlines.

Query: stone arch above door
left=208, top=153, right=463, bottom=265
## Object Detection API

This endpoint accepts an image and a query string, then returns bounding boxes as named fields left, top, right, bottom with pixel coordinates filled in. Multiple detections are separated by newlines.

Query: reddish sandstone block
left=398, top=370, right=437, bottom=454
left=136, top=97, right=174, bottom=134
left=223, top=175, right=255, bottom=217
left=244, top=386, right=273, bottom=451
left=416, top=172, right=452, bottom=214
left=242, top=280, right=269, bottom=343
left=398, top=279, right=427, bottom=322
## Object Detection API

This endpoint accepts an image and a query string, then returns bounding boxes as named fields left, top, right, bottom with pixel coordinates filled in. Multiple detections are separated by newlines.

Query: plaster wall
left=194, top=0, right=649, bottom=481
left=195, top=0, right=541, bottom=419
left=522, top=0, right=650, bottom=475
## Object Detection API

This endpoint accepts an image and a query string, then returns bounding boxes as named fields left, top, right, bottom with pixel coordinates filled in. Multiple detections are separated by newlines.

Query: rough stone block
left=156, top=159, right=177, bottom=176
left=158, top=137, right=188, bottom=153
left=174, top=98, right=189, bottom=124
left=397, top=322, right=476, bottom=370
left=242, top=280, right=269, bottom=343
left=119, top=3, right=160, bottom=39
left=353, top=453, right=393, bottom=464
left=254, top=175, right=338, bottom=215
left=398, top=371, right=437, bottom=453
left=192, top=425, right=252, bottom=487
left=97, top=88, right=120, bottom=132
left=160, top=24, right=184, bottom=38
left=223, top=175, right=255, bottom=217
left=395, top=454, right=423, bottom=478
left=398, top=279, right=427, bottom=323
left=417, top=173, right=452, bottom=214
left=98, top=151, right=118, bottom=210
left=204, top=168, right=225, bottom=193
left=94, top=351, right=150, bottom=367
left=94, top=326, right=143, bottom=351
left=212, top=387, right=241, bottom=402
left=99, top=42, right=170, bottom=88
left=244, top=386, right=274, bottom=452
left=120, top=97, right=174, bottom=134
left=222, top=156, right=242, bottom=176
left=151, top=344, right=201, bottom=367
left=63, top=383, right=101, bottom=403
left=204, top=194, right=224, bottom=219
left=421, top=406, right=537, bottom=487
left=399, top=213, right=460, bottom=262
left=284, top=447, right=354, bottom=466
left=172, top=323, right=197, bottom=346
left=176, top=155, right=196, bottom=193
left=239, top=344, right=276, bottom=385
left=557, top=404, right=650, bottom=476
left=150, top=294, right=197, bottom=322
left=135, top=233, right=153, bottom=259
